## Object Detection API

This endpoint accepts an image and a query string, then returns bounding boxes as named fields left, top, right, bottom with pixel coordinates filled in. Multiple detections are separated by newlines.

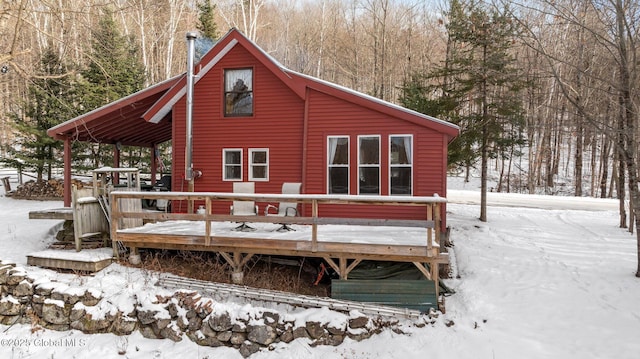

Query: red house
left=49, top=28, right=459, bottom=228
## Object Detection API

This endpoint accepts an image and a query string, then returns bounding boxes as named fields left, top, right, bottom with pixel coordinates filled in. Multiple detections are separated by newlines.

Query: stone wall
left=0, top=263, right=434, bottom=358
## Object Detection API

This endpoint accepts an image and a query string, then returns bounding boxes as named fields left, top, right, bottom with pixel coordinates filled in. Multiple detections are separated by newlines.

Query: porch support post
left=63, top=136, right=72, bottom=207
left=113, top=143, right=120, bottom=185
left=151, top=144, right=157, bottom=184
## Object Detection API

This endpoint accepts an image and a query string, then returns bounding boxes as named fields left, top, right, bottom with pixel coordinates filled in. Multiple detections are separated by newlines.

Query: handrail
left=109, top=191, right=445, bottom=251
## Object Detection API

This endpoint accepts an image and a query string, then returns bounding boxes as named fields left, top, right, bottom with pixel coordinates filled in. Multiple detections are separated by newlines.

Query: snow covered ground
left=0, top=174, right=639, bottom=358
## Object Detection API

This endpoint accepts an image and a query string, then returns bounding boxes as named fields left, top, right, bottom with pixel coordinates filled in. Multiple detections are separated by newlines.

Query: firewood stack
left=11, top=179, right=85, bottom=199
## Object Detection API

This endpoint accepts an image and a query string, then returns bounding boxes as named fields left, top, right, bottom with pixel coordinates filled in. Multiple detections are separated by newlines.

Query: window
left=249, top=149, right=269, bottom=181
left=328, top=136, right=349, bottom=194
left=224, top=69, right=253, bottom=116
left=358, top=136, right=380, bottom=195
left=390, top=135, right=412, bottom=195
left=223, top=149, right=242, bottom=180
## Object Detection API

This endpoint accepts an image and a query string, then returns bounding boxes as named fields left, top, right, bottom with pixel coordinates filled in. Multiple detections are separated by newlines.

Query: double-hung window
left=328, top=136, right=349, bottom=194
left=223, top=149, right=242, bottom=180
left=249, top=149, right=269, bottom=181
left=224, top=69, right=253, bottom=116
left=390, top=135, right=412, bottom=195
left=358, top=136, right=380, bottom=195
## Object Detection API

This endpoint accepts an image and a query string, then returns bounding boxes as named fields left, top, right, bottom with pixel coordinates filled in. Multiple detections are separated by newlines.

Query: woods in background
left=1, top=0, right=639, bottom=206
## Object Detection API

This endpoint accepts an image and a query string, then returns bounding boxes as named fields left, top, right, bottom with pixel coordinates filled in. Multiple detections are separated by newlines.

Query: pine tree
left=74, top=10, right=147, bottom=171
left=400, top=0, right=527, bottom=221
left=3, top=48, right=78, bottom=181
left=195, top=0, right=219, bottom=60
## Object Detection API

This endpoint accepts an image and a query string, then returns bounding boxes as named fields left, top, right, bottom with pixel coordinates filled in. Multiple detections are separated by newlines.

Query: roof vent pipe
left=185, top=32, right=197, bottom=182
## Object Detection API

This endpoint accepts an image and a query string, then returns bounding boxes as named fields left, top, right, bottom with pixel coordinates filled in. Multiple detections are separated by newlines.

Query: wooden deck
left=28, top=207, right=73, bottom=220
left=27, top=248, right=113, bottom=272
left=110, top=191, right=449, bottom=301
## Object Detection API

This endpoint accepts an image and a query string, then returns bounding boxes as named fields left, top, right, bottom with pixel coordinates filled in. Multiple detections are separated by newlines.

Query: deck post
left=129, top=247, right=141, bottom=265
left=205, top=197, right=211, bottom=245
left=63, top=137, right=72, bottom=207
left=110, top=192, right=121, bottom=260
left=311, top=199, right=318, bottom=252
left=427, top=204, right=433, bottom=250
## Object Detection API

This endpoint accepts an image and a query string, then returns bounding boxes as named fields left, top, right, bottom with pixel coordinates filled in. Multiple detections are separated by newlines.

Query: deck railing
left=109, top=191, right=446, bottom=251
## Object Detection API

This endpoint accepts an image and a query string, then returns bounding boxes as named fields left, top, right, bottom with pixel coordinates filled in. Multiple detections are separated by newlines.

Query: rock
left=34, top=284, right=53, bottom=296
left=137, top=310, right=158, bottom=325
left=312, top=334, right=345, bottom=347
left=239, top=341, right=261, bottom=358
left=111, top=316, right=137, bottom=336
left=13, top=280, right=33, bottom=297
left=348, top=316, right=369, bottom=329
left=279, top=329, right=294, bottom=343
left=82, top=290, right=102, bottom=306
left=326, top=324, right=346, bottom=336
left=159, top=326, right=182, bottom=342
left=262, top=311, right=280, bottom=327
left=139, top=326, right=159, bottom=339
left=176, top=316, right=189, bottom=331
left=216, top=330, right=232, bottom=342
left=69, top=307, right=86, bottom=322
left=31, top=303, right=43, bottom=317
left=190, top=333, right=224, bottom=347
left=0, top=297, right=23, bottom=315
left=7, top=272, right=27, bottom=286
left=230, top=332, right=246, bottom=346
left=153, top=318, right=172, bottom=331
left=51, top=290, right=82, bottom=305
left=0, top=315, right=20, bottom=325
left=42, top=322, right=70, bottom=331
left=185, top=308, right=197, bottom=319
left=347, top=330, right=372, bottom=341
left=187, top=316, right=202, bottom=332
left=208, top=313, right=232, bottom=332
left=247, top=324, right=277, bottom=346
left=200, top=321, right=217, bottom=338
left=305, top=321, right=325, bottom=339
left=292, top=326, right=309, bottom=340
left=0, top=264, right=15, bottom=284
left=166, top=302, right=179, bottom=318
left=70, top=314, right=111, bottom=333
left=42, top=301, right=70, bottom=325
left=32, top=294, right=46, bottom=304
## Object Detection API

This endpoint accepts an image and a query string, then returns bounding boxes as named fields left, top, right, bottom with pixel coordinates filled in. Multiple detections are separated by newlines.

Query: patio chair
left=230, top=182, right=258, bottom=231
left=265, top=182, right=302, bottom=231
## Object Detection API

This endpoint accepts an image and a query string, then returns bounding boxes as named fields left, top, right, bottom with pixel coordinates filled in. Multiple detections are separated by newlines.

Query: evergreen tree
left=400, top=0, right=527, bottom=221
left=74, top=10, right=147, bottom=171
left=4, top=48, right=78, bottom=181
left=195, top=0, right=219, bottom=60
left=197, top=0, right=219, bottom=40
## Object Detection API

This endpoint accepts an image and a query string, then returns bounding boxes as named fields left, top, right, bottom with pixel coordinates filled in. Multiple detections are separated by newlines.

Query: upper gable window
left=224, top=69, right=253, bottom=116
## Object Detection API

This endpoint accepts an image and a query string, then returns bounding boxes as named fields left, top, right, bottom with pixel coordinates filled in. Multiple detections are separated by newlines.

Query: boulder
left=247, top=324, right=277, bottom=346
left=41, top=300, right=70, bottom=325
left=208, top=312, right=232, bottom=332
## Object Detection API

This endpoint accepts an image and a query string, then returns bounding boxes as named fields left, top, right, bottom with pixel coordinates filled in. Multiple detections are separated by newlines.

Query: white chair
left=265, top=182, right=302, bottom=231
left=230, top=182, right=258, bottom=231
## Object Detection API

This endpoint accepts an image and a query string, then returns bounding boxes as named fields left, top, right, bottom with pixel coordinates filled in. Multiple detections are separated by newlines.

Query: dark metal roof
left=47, top=75, right=181, bottom=147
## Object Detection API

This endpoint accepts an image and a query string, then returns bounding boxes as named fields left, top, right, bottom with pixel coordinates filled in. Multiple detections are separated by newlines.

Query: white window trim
left=357, top=135, right=381, bottom=195
left=249, top=148, right=269, bottom=181
left=222, top=148, right=243, bottom=181
left=327, top=135, right=350, bottom=194
left=389, top=134, right=413, bottom=196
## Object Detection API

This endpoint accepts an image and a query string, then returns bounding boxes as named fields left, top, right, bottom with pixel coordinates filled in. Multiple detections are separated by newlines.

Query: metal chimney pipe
left=184, top=31, right=197, bottom=182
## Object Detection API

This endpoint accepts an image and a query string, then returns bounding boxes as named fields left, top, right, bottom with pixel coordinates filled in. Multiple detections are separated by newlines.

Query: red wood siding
left=303, top=89, right=448, bottom=223
left=169, top=39, right=449, bottom=228
left=172, top=45, right=305, bottom=214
